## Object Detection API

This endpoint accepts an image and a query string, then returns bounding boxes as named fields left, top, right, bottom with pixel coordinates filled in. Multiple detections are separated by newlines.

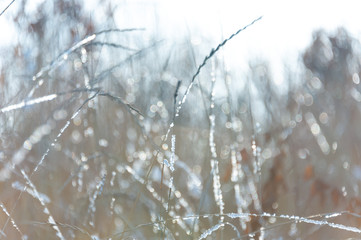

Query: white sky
left=111, top=0, right=361, bottom=85
left=1, top=0, right=361, bottom=84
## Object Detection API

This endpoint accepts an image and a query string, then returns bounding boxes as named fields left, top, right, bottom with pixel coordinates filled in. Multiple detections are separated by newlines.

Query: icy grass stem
left=231, top=148, right=248, bottom=230
left=166, top=134, right=176, bottom=212
left=87, top=174, right=107, bottom=227
left=109, top=211, right=359, bottom=239
left=20, top=170, right=65, bottom=240
left=28, top=28, right=144, bottom=98
left=209, top=59, right=225, bottom=223
left=173, top=16, right=262, bottom=120
left=131, top=17, right=262, bottom=217
left=116, top=161, right=192, bottom=235
left=1, top=91, right=99, bottom=234
left=0, top=94, right=58, bottom=113
left=0, top=202, right=26, bottom=240
left=199, top=222, right=241, bottom=240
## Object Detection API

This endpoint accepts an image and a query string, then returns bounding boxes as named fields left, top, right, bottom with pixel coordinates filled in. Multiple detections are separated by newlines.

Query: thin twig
left=0, top=0, right=15, bottom=16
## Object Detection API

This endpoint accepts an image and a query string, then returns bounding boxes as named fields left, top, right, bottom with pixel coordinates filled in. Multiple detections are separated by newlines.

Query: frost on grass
left=20, top=170, right=65, bottom=240
left=0, top=94, right=58, bottom=113
left=1, top=4, right=361, bottom=239
left=225, top=212, right=361, bottom=234
left=87, top=173, right=106, bottom=227
left=0, top=202, right=26, bottom=240
left=208, top=59, right=224, bottom=224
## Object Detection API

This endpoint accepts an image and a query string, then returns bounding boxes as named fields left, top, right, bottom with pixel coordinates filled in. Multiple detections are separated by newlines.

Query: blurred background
left=1, top=0, right=361, bottom=239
